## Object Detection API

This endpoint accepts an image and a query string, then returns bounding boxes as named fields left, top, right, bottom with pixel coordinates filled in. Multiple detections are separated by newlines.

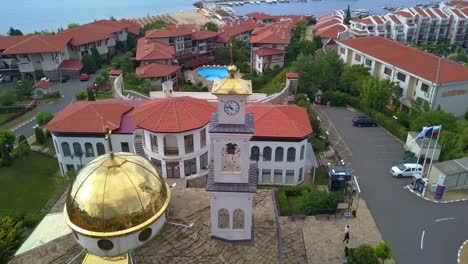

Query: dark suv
left=352, top=116, right=377, bottom=127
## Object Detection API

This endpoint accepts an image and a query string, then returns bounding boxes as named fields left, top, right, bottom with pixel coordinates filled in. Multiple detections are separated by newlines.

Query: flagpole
left=427, top=125, right=442, bottom=178
left=422, top=129, right=434, bottom=177
left=415, top=127, right=426, bottom=165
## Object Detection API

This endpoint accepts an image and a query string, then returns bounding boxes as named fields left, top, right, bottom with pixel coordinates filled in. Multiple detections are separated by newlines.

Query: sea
left=1, top=0, right=433, bottom=35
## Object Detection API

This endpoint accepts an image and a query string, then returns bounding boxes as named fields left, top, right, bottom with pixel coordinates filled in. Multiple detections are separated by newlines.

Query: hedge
left=361, top=107, right=408, bottom=140
left=0, top=106, right=24, bottom=114
left=277, top=189, right=289, bottom=216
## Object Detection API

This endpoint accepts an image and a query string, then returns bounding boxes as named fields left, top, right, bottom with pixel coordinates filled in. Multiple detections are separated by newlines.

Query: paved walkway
left=30, top=145, right=56, bottom=157
left=460, top=241, right=468, bottom=264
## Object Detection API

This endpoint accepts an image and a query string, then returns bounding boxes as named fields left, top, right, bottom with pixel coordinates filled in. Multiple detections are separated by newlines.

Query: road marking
left=421, top=230, right=425, bottom=250
left=435, top=217, right=455, bottom=222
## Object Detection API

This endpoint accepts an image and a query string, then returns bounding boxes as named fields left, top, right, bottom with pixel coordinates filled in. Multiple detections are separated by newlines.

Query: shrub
left=0, top=145, right=12, bottom=167
left=309, top=135, right=327, bottom=152
left=0, top=106, right=24, bottom=114
left=35, top=128, right=45, bottom=145
left=283, top=185, right=311, bottom=196
left=100, top=69, right=109, bottom=80
left=36, top=112, right=54, bottom=126
left=0, top=91, right=16, bottom=106
left=349, top=244, right=378, bottom=264
left=375, top=242, right=392, bottom=263
left=325, top=91, right=349, bottom=107
left=75, top=91, right=87, bottom=101
left=11, top=141, right=30, bottom=159
left=0, top=217, right=25, bottom=263
left=277, top=189, right=289, bottom=216
left=346, top=96, right=361, bottom=109
left=18, top=134, right=27, bottom=144
left=87, top=89, right=95, bottom=101
left=298, top=190, right=345, bottom=215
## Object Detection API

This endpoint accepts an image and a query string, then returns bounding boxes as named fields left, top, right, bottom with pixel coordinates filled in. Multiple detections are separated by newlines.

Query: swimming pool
left=196, top=67, right=229, bottom=81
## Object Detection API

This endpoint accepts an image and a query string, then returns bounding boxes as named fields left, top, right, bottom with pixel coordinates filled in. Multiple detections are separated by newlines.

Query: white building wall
left=431, top=81, right=468, bottom=118
left=250, top=139, right=308, bottom=185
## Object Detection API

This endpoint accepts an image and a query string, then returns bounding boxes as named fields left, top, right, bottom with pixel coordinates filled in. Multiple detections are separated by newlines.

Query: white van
left=390, top=163, right=423, bottom=177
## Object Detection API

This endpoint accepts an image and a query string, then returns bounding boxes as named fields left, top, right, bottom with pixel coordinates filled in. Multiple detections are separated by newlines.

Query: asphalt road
left=8, top=76, right=95, bottom=140
left=316, top=106, right=468, bottom=264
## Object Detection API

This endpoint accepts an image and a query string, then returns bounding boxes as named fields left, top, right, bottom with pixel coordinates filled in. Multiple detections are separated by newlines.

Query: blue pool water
left=196, top=67, right=229, bottom=81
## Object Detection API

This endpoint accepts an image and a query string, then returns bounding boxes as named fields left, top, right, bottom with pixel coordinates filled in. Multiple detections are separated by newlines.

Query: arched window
left=287, top=147, right=296, bottom=162
left=96, top=143, right=105, bottom=156
left=300, top=145, right=305, bottom=160
left=84, top=143, right=94, bottom=157
left=218, top=208, right=229, bottom=229
left=233, top=209, right=245, bottom=229
left=250, top=146, right=259, bottom=161
left=275, top=147, right=284, bottom=162
left=61, top=142, right=71, bottom=157
left=73, top=143, right=82, bottom=157
left=223, top=143, right=240, bottom=172
left=263, top=147, right=271, bottom=161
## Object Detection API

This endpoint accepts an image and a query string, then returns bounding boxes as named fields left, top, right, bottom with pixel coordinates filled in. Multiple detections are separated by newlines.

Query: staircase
left=134, top=135, right=145, bottom=157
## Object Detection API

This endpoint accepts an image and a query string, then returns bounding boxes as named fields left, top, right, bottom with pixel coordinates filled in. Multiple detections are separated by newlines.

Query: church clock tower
left=207, top=65, right=257, bottom=242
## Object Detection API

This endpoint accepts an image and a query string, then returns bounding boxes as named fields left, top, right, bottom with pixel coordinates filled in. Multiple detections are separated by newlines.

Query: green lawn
left=313, top=166, right=329, bottom=186
left=96, top=92, right=115, bottom=100
left=0, top=152, right=61, bottom=216
left=0, top=113, right=14, bottom=124
left=256, top=67, right=291, bottom=95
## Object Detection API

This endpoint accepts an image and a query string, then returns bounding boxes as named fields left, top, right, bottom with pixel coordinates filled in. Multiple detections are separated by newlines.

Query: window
left=62, top=142, right=71, bottom=157
left=151, top=158, right=162, bottom=173
left=300, top=145, right=305, bottom=160
left=184, top=158, right=197, bottom=177
left=285, top=170, right=295, bottom=185
left=121, top=142, right=129, bottom=152
left=84, top=143, right=94, bottom=157
left=262, top=169, right=271, bottom=183
left=97, top=239, right=114, bottom=251
left=150, top=135, right=158, bottom=153
left=397, top=72, right=406, bottom=82
left=233, top=209, right=245, bottom=229
left=138, top=228, right=152, bottom=242
left=384, top=67, right=392, bottom=76
left=223, top=143, right=240, bottom=172
left=299, top=167, right=303, bottom=182
left=339, top=47, right=346, bottom=54
left=354, top=54, right=361, bottom=62
left=218, top=209, right=229, bottom=229
left=287, top=147, right=296, bottom=162
left=200, top=152, right=208, bottom=170
left=66, top=164, right=75, bottom=172
left=262, top=147, right=272, bottom=161
left=97, top=143, right=105, bottom=156
left=274, top=170, right=283, bottom=184
left=184, top=134, right=194, bottom=153
left=250, top=146, right=260, bottom=161
left=73, top=143, right=82, bottom=157
left=275, top=147, right=284, bottom=162
left=421, top=83, right=429, bottom=93
left=365, top=58, right=372, bottom=67
left=200, top=128, right=206, bottom=147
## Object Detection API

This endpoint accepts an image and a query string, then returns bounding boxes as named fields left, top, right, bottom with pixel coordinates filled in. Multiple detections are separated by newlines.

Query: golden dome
left=212, top=65, right=252, bottom=95
left=64, top=152, right=170, bottom=237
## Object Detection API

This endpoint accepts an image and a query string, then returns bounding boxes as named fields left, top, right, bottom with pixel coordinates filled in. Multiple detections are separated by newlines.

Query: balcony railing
left=164, top=147, right=179, bottom=156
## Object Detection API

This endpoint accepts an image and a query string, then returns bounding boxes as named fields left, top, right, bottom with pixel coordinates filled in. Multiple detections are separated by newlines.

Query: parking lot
left=315, top=106, right=468, bottom=264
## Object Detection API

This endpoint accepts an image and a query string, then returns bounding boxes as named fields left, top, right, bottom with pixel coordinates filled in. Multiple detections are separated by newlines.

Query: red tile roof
left=46, top=101, right=134, bottom=133
left=2, top=34, right=71, bottom=55
left=251, top=22, right=293, bottom=45
left=109, top=69, right=123, bottom=75
left=0, top=36, right=30, bottom=51
left=339, top=37, right=468, bottom=84
left=413, top=7, right=429, bottom=17
left=286, top=72, right=299, bottom=79
left=425, top=9, right=438, bottom=19
left=452, top=8, right=468, bottom=18
left=274, top=15, right=310, bottom=24
left=60, top=27, right=113, bottom=46
left=317, top=24, right=348, bottom=39
left=58, top=59, right=83, bottom=70
left=118, top=19, right=140, bottom=35
left=394, top=11, right=414, bottom=18
left=219, top=19, right=260, bottom=37
left=433, top=8, right=448, bottom=19
left=182, top=57, right=214, bottom=68
left=372, top=16, right=385, bottom=24
left=246, top=104, right=312, bottom=139
left=215, top=34, right=230, bottom=43
left=387, top=15, right=403, bottom=24
left=132, top=97, right=215, bottom=133
left=246, top=12, right=276, bottom=21
left=313, top=19, right=342, bottom=31
left=254, top=47, right=287, bottom=57
left=135, top=63, right=181, bottom=78
left=444, top=0, right=468, bottom=8
left=135, top=38, right=175, bottom=61
left=145, top=24, right=197, bottom=38
left=191, top=30, right=218, bottom=40
left=352, top=17, right=373, bottom=24
left=35, top=80, right=51, bottom=90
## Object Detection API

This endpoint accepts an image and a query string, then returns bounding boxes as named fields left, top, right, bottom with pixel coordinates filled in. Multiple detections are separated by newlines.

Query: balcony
left=164, top=147, right=179, bottom=156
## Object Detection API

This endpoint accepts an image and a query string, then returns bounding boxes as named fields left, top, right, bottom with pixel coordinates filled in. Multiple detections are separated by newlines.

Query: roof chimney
left=162, top=80, right=174, bottom=98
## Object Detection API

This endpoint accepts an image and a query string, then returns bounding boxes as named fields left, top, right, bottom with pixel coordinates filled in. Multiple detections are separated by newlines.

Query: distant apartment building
left=246, top=12, right=277, bottom=24
left=217, top=19, right=261, bottom=46
left=338, top=37, right=468, bottom=117
left=0, top=19, right=139, bottom=80
left=313, top=10, right=348, bottom=45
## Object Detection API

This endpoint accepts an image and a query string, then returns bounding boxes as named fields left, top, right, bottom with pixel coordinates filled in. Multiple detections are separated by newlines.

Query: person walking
left=343, top=225, right=350, bottom=244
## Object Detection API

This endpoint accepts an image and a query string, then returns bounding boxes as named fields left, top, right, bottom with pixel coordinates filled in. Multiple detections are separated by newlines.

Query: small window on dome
left=97, top=239, right=114, bottom=250
left=72, top=231, right=79, bottom=241
left=138, top=228, right=152, bottom=242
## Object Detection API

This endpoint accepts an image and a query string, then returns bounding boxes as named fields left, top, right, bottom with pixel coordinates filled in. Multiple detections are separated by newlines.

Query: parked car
left=0, top=74, right=4, bottom=83
left=390, top=163, right=423, bottom=177
left=3, top=75, right=12, bottom=82
left=80, top=74, right=90, bottom=81
left=352, top=116, right=377, bottom=127
left=40, top=76, right=50, bottom=82
left=59, top=75, right=70, bottom=83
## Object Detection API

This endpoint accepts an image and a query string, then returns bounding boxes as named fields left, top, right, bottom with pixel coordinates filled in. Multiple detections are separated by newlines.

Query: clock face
left=224, top=100, right=240, bottom=116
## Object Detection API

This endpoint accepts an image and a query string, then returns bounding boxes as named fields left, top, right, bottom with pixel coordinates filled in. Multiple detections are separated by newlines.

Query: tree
left=202, top=21, right=219, bottom=32
left=0, top=130, right=16, bottom=148
left=7, top=27, right=23, bottom=36
left=339, top=64, right=371, bottom=96
left=465, top=109, right=468, bottom=121
left=0, top=217, right=25, bottom=263
left=81, top=54, right=97, bottom=74
left=36, top=112, right=54, bottom=126
left=0, top=144, right=12, bottom=167
left=35, top=128, right=45, bottom=145
left=87, top=89, right=96, bottom=101
left=11, top=140, right=31, bottom=159
left=0, top=90, right=16, bottom=106
left=91, top=47, right=102, bottom=68
left=109, top=16, right=117, bottom=21
left=345, top=5, right=352, bottom=25
left=360, top=78, right=396, bottom=113
left=410, top=110, right=457, bottom=132
left=67, top=23, right=80, bottom=29
left=126, top=33, right=137, bottom=50
left=75, top=91, right=87, bottom=101
left=16, top=78, right=35, bottom=99
left=349, top=245, right=378, bottom=264
left=100, top=70, right=109, bottom=80
left=375, top=242, right=392, bottom=263
left=410, top=97, right=430, bottom=115
left=142, top=20, right=167, bottom=33
left=94, top=75, right=105, bottom=88
left=18, top=134, right=27, bottom=144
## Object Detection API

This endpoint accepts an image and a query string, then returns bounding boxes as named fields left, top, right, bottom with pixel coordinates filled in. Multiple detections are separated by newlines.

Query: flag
left=432, top=125, right=441, bottom=136
left=412, top=127, right=428, bottom=142
left=424, top=126, right=434, bottom=137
